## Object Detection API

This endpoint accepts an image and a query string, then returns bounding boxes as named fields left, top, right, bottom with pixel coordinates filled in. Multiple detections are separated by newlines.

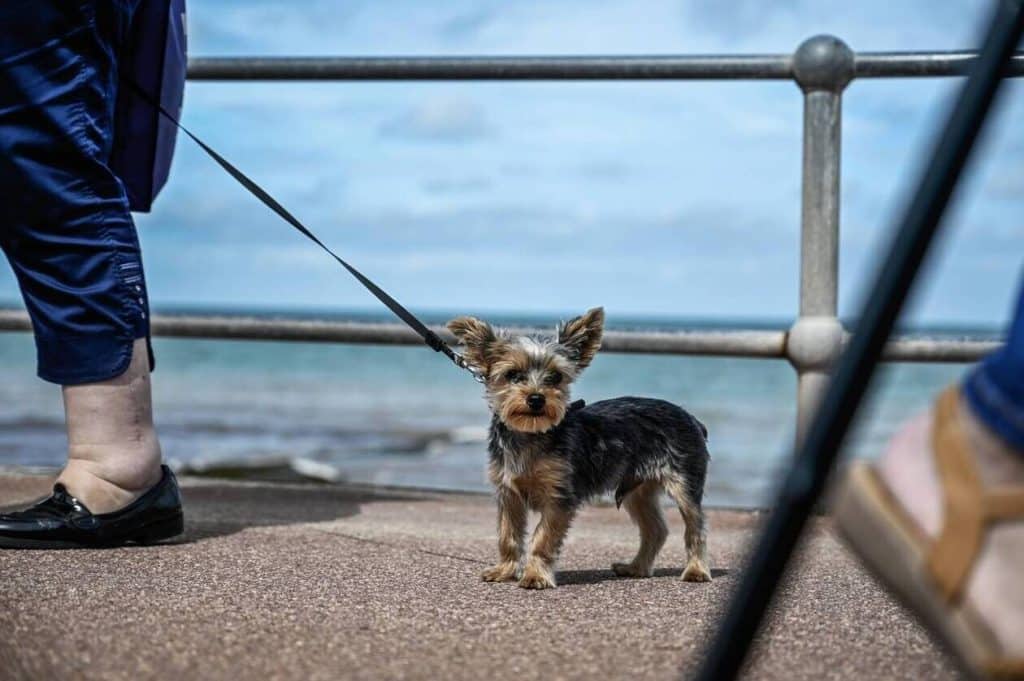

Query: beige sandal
left=835, top=387, right=1024, bottom=680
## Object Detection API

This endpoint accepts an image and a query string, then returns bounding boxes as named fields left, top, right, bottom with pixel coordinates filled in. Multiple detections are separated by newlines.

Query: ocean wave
left=0, top=416, right=64, bottom=431
left=171, top=454, right=344, bottom=484
left=156, top=418, right=486, bottom=441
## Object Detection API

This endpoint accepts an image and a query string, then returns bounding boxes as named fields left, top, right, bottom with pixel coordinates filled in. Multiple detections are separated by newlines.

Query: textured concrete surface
left=0, top=473, right=961, bottom=681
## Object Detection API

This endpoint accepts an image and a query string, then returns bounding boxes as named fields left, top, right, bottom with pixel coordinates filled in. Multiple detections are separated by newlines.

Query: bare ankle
left=877, top=411, right=943, bottom=536
left=874, top=394, right=1024, bottom=657
left=59, top=441, right=162, bottom=513
left=57, top=337, right=163, bottom=513
left=57, top=459, right=160, bottom=514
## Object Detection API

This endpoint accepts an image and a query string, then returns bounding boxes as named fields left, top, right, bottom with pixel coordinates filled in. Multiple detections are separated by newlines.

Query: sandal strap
left=985, top=488, right=1024, bottom=520
left=927, top=387, right=1024, bottom=604
left=927, top=388, right=984, bottom=603
left=986, top=658, right=1024, bottom=678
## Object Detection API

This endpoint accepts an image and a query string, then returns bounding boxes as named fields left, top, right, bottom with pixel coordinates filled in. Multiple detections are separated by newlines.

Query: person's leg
left=964, top=275, right=1024, bottom=452
left=58, top=338, right=162, bottom=513
left=871, top=277, right=1024, bottom=661
left=0, top=0, right=163, bottom=514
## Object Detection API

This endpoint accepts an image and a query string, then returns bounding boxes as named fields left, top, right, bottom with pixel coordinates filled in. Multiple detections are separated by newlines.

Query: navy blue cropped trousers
left=0, top=0, right=152, bottom=385
left=965, top=275, right=1024, bottom=452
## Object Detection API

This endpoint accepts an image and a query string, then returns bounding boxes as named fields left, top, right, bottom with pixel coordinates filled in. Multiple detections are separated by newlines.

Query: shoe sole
left=0, top=511, right=184, bottom=550
left=835, top=463, right=1016, bottom=681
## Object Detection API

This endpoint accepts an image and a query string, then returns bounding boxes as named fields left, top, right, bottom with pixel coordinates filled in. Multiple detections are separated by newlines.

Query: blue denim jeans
left=964, top=275, right=1024, bottom=452
left=0, top=0, right=152, bottom=385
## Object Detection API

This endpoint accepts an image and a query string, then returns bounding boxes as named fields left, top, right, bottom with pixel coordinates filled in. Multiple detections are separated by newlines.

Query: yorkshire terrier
left=447, top=307, right=712, bottom=590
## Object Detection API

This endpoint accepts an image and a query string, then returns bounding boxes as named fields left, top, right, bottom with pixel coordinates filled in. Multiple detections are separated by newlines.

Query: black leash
left=126, top=80, right=484, bottom=382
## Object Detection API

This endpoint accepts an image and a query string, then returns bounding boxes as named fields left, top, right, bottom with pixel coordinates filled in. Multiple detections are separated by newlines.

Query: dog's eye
left=545, top=372, right=563, bottom=386
left=505, top=370, right=524, bottom=383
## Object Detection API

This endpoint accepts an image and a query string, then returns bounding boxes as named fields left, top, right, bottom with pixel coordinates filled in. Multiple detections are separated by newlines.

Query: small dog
left=447, top=307, right=712, bottom=589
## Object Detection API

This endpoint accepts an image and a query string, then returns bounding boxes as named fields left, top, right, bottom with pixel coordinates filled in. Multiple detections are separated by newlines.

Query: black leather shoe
left=0, top=465, right=183, bottom=549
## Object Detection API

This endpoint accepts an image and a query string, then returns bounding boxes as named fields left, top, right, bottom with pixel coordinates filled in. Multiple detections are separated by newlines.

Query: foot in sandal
left=836, top=387, right=1024, bottom=679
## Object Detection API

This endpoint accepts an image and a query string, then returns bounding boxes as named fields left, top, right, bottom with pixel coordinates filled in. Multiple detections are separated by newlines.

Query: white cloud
left=420, top=176, right=493, bottom=194
left=4, top=0, right=1020, bottom=328
left=986, top=169, right=1024, bottom=200
left=379, top=95, right=493, bottom=142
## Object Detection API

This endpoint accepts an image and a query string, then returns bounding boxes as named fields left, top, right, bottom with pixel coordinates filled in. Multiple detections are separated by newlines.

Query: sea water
left=0, top=310, right=982, bottom=508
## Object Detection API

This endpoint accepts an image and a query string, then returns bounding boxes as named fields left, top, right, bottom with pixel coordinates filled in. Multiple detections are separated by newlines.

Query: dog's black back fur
left=489, top=396, right=709, bottom=510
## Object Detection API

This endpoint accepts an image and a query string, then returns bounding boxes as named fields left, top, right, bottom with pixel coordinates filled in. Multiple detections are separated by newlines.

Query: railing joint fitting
left=786, top=316, right=846, bottom=371
left=793, top=35, right=855, bottom=93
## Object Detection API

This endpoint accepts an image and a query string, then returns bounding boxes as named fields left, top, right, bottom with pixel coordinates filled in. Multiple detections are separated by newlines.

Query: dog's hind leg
left=664, top=475, right=712, bottom=582
left=612, top=481, right=668, bottom=578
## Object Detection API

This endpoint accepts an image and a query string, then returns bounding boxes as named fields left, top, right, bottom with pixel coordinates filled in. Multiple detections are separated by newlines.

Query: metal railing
left=0, top=35, right=1018, bottom=437
left=0, top=309, right=1002, bottom=360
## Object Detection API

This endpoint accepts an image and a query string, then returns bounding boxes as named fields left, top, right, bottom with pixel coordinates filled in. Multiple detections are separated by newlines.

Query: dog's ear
left=558, top=307, right=604, bottom=371
left=447, top=316, right=501, bottom=369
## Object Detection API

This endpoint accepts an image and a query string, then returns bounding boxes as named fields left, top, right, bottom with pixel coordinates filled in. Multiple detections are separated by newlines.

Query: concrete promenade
left=0, top=473, right=962, bottom=680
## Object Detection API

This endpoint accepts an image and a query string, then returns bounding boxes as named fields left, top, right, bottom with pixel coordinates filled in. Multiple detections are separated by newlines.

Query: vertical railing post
left=787, top=35, right=854, bottom=442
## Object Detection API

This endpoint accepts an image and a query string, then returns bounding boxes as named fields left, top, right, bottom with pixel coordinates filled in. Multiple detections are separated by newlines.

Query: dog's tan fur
left=612, top=481, right=668, bottom=578
left=485, top=452, right=575, bottom=588
left=452, top=308, right=712, bottom=589
left=664, top=475, right=712, bottom=582
left=520, top=503, right=575, bottom=589
left=481, top=485, right=527, bottom=583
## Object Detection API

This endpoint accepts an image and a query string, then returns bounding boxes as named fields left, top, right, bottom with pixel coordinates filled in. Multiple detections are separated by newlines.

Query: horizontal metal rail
left=0, top=309, right=999, bottom=362
left=2, top=38, right=1011, bottom=435
left=855, top=50, right=1024, bottom=77
left=185, top=52, right=1024, bottom=81
left=187, top=55, right=794, bottom=81
left=878, top=335, right=1002, bottom=362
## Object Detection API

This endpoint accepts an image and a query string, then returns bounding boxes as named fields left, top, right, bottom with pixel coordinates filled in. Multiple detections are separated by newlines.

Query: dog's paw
left=681, top=560, right=712, bottom=583
left=612, top=561, right=653, bottom=578
left=517, top=566, right=556, bottom=590
left=481, top=562, right=518, bottom=583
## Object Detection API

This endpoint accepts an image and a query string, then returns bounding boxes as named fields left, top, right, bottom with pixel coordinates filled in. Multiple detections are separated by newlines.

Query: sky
left=1, top=0, right=1021, bottom=327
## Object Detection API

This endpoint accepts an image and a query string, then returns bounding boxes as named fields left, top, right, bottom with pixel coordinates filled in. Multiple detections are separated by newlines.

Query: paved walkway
left=0, top=473, right=961, bottom=680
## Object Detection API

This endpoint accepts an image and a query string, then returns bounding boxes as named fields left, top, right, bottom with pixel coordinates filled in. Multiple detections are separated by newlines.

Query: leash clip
left=453, top=352, right=487, bottom=384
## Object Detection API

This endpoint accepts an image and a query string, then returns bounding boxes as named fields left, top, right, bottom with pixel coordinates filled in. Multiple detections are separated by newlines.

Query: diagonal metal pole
left=691, top=2, right=1024, bottom=680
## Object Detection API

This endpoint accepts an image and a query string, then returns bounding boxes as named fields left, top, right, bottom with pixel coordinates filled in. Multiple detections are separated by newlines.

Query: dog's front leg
left=519, top=504, right=575, bottom=589
left=482, top=486, right=526, bottom=582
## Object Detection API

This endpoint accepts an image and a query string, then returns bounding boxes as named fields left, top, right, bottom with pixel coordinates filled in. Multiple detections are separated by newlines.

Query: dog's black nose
left=526, top=393, right=546, bottom=412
